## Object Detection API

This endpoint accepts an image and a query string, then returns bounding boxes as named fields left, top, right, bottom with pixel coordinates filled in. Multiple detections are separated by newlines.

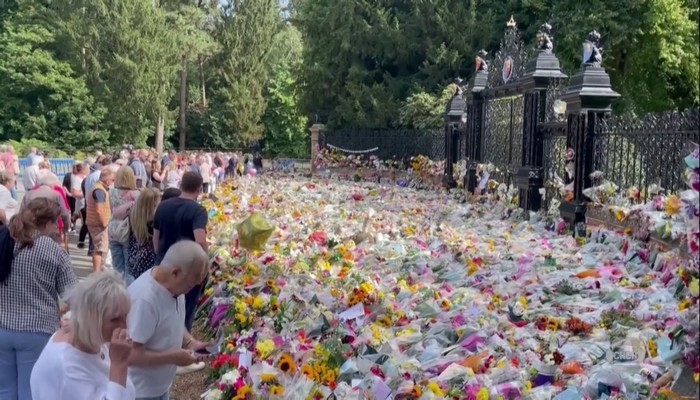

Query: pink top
left=51, top=186, right=70, bottom=233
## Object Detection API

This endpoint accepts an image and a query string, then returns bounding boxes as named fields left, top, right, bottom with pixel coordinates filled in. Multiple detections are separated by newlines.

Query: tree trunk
left=155, top=114, right=165, bottom=155
left=199, top=56, right=207, bottom=108
left=179, top=55, right=187, bottom=152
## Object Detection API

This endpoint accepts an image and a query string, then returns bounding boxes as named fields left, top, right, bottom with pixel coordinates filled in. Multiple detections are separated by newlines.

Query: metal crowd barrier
left=18, top=158, right=75, bottom=177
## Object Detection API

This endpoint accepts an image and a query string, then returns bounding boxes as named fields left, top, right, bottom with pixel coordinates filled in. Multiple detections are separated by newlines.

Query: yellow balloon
left=236, top=212, right=274, bottom=251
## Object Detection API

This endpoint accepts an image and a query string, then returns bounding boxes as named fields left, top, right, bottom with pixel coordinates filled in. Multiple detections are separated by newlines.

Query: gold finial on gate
left=506, top=15, right=516, bottom=28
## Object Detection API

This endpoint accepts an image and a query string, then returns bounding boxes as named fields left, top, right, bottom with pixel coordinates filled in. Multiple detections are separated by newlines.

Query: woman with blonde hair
left=125, top=188, right=160, bottom=284
left=0, top=198, right=77, bottom=399
left=108, top=166, right=140, bottom=278
left=30, top=271, right=135, bottom=399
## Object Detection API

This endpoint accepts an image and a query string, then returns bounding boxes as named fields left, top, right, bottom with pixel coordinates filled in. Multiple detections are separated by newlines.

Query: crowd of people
left=0, top=144, right=266, bottom=400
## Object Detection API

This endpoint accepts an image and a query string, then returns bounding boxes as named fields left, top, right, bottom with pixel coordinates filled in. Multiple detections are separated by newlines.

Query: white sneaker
left=176, top=362, right=205, bottom=375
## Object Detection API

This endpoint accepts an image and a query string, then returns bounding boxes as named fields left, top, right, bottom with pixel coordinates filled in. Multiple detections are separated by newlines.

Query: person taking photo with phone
left=127, top=240, right=212, bottom=400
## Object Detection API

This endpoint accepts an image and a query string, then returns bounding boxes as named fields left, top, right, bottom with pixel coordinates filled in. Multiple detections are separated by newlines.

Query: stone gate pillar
left=559, top=31, right=620, bottom=226
left=309, top=123, right=325, bottom=175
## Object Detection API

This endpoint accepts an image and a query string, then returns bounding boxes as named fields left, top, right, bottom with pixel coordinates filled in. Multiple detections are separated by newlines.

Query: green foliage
left=399, top=86, right=454, bottom=130
left=0, top=0, right=697, bottom=152
left=262, top=66, right=309, bottom=158
left=261, top=24, right=308, bottom=158
left=0, top=6, right=108, bottom=154
left=550, top=0, right=699, bottom=113
left=295, top=0, right=480, bottom=129
left=206, top=0, right=282, bottom=147
left=5, top=138, right=70, bottom=158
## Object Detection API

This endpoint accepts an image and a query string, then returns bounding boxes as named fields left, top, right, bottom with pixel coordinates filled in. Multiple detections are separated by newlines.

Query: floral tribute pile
left=196, top=171, right=698, bottom=400
left=312, top=149, right=453, bottom=190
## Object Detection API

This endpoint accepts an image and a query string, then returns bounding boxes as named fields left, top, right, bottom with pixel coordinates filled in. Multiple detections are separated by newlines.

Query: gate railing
left=445, top=20, right=700, bottom=225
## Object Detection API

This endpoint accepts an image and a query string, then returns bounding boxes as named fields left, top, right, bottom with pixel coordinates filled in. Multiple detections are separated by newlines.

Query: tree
left=399, top=86, right=453, bottom=130
left=262, top=24, right=308, bottom=157
left=207, top=0, right=282, bottom=147
left=0, top=5, right=107, bottom=153
left=550, top=0, right=699, bottom=113
left=46, top=0, right=182, bottom=150
left=295, top=0, right=478, bottom=129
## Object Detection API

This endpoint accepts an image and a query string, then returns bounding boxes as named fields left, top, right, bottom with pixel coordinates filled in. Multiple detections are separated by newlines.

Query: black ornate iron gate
left=445, top=18, right=699, bottom=225
left=482, top=95, right=524, bottom=184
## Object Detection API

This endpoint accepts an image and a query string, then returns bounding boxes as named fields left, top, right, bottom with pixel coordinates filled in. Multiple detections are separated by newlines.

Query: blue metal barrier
left=18, top=158, right=75, bottom=177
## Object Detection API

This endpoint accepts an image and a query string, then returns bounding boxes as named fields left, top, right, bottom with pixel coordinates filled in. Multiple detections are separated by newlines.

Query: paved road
left=65, top=232, right=94, bottom=280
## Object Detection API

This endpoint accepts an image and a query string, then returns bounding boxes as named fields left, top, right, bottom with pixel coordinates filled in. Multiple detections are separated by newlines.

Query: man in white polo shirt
left=127, top=240, right=212, bottom=400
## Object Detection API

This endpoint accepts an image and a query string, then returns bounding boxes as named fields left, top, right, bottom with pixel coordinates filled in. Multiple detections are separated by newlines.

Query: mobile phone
left=195, top=344, right=220, bottom=356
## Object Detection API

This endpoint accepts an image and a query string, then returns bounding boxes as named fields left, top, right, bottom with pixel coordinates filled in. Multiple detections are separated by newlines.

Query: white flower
left=204, top=389, right=224, bottom=400
left=220, top=369, right=240, bottom=385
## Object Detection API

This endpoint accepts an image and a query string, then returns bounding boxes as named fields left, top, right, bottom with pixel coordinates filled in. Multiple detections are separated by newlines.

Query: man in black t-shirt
left=153, top=172, right=209, bottom=335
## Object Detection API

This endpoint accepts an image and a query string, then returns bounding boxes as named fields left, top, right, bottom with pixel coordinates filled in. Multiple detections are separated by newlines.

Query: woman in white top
left=0, top=170, right=18, bottom=221
left=31, top=271, right=135, bottom=400
left=163, top=162, right=183, bottom=189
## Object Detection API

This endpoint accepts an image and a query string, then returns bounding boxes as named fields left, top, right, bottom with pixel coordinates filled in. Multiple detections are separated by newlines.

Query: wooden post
left=309, top=123, right=325, bottom=175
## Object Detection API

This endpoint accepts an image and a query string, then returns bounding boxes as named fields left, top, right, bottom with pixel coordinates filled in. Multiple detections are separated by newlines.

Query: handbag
left=109, top=193, right=136, bottom=243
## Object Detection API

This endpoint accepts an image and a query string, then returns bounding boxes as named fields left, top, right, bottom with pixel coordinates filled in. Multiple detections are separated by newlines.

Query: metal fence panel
left=322, top=129, right=445, bottom=160
left=18, top=158, right=74, bottom=177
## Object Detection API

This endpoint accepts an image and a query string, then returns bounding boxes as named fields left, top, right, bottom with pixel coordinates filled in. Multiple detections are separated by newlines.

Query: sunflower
left=277, top=353, right=296, bottom=374
left=301, top=364, right=314, bottom=379
left=269, top=385, right=284, bottom=395
left=260, top=373, right=276, bottom=383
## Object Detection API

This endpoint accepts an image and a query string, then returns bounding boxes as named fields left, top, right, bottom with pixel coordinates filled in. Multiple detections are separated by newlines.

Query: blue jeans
left=10, top=186, right=17, bottom=200
left=0, top=329, right=51, bottom=400
left=109, top=240, right=128, bottom=277
left=137, top=393, right=169, bottom=400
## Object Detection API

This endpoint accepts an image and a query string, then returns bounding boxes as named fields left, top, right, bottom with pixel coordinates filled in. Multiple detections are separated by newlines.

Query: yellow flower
left=252, top=296, right=265, bottom=309
left=518, top=296, right=528, bottom=310
left=277, top=353, right=296, bottom=374
left=226, top=342, right=235, bottom=352
left=476, top=388, right=489, bottom=400
left=260, top=373, right=276, bottom=383
left=694, top=372, right=699, bottom=383
left=678, top=299, right=691, bottom=311
left=647, top=339, right=658, bottom=358
left=235, top=313, right=247, bottom=324
left=269, top=385, right=284, bottom=395
left=256, top=339, right=275, bottom=358
left=427, top=382, right=444, bottom=397
left=300, top=364, right=314, bottom=380
left=689, top=278, right=699, bottom=298
left=235, top=301, right=246, bottom=313
left=232, top=385, right=253, bottom=400
left=440, top=298, right=452, bottom=311
left=614, top=209, right=626, bottom=222
left=360, top=282, right=373, bottom=294
left=665, top=195, right=682, bottom=216
left=523, top=381, right=532, bottom=395
left=376, top=314, right=392, bottom=328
